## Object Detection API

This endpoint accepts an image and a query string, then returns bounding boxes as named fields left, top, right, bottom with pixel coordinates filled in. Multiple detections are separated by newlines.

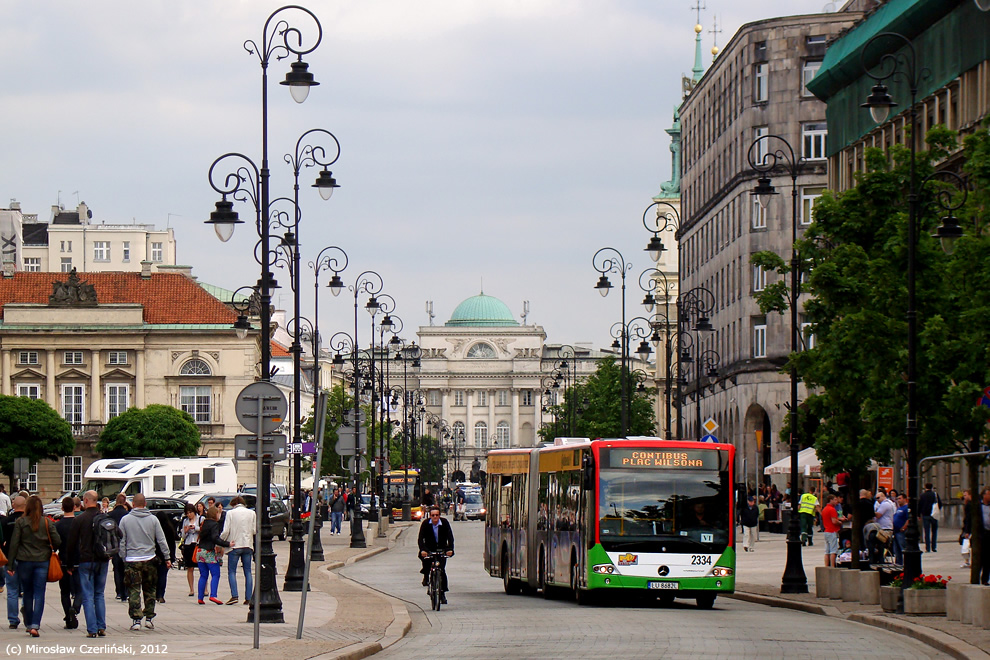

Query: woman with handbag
left=196, top=506, right=230, bottom=605
left=5, top=496, right=60, bottom=638
left=180, top=504, right=203, bottom=597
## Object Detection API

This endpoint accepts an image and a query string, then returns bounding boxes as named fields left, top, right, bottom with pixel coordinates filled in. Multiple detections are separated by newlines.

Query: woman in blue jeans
left=6, top=496, right=60, bottom=637
left=196, top=506, right=229, bottom=604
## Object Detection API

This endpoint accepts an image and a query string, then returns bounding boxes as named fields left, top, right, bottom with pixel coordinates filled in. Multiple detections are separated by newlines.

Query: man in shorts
left=821, top=494, right=845, bottom=567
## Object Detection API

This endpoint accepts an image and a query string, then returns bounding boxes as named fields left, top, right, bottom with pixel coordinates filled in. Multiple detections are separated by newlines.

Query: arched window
left=496, top=421, right=510, bottom=448
left=474, top=421, right=488, bottom=448
left=179, top=358, right=212, bottom=376
left=466, top=343, right=497, bottom=359
left=453, top=421, right=466, bottom=447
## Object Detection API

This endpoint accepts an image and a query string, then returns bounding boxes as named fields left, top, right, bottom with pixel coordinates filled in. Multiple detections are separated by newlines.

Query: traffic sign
left=234, top=433, right=288, bottom=460
left=700, top=434, right=718, bottom=443
left=702, top=417, right=719, bottom=435
left=348, top=455, right=366, bottom=474
left=980, top=386, right=990, bottom=408
left=336, top=422, right=367, bottom=456
left=287, top=441, right=317, bottom=455
left=234, top=382, right=287, bottom=435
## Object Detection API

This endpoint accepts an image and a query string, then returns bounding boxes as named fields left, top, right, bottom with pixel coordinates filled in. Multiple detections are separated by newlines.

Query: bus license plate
left=647, top=581, right=678, bottom=590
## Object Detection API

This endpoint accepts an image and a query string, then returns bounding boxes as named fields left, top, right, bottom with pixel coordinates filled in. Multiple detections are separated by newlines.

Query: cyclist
left=418, top=506, right=454, bottom=603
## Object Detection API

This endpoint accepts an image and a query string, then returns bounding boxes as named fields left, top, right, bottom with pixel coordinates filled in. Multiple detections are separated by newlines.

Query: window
left=753, top=321, right=767, bottom=358
left=172, top=475, right=185, bottom=491
left=106, top=384, right=129, bottom=419
left=180, top=385, right=211, bottom=423
left=61, top=257, right=73, bottom=272
left=153, top=476, right=166, bottom=492
left=23, top=258, right=41, bottom=272
left=802, top=61, right=822, bottom=96
left=496, top=421, right=510, bottom=448
left=752, top=264, right=767, bottom=292
left=802, top=123, right=828, bottom=160
left=754, top=41, right=767, bottom=61
left=25, top=462, right=38, bottom=493
left=806, top=35, right=827, bottom=45
left=753, top=126, right=768, bottom=165
left=521, top=390, right=533, bottom=407
left=18, top=351, right=38, bottom=365
left=63, top=456, right=82, bottom=492
left=475, top=421, right=488, bottom=448
left=122, top=241, right=130, bottom=262
left=62, top=385, right=85, bottom=424
left=452, top=422, right=466, bottom=446
left=204, top=467, right=217, bottom=484
left=93, top=241, right=110, bottom=262
left=802, top=322, right=817, bottom=350
left=428, top=390, right=440, bottom=406
left=453, top=390, right=465, bottom=406
left=179, top=358, right=212, bottom=376
left=108, top=351, right=128, bottom=365
left=497, top=390, right=509, bottom=407
left=801, top=186, right=825, bottom=225
left=17, top=384, right=40, bottom=399
left=754, top=63, right=768, bottom=103
left=476, top=391, right=488, bottom=407
left=466, top=342, right=497, bottom=359
left=151, top=242, right=163, bottom=262
left=64, top=351, right=84, bottom=365
left=60, top=240, right=72, bottom=253
left=752, top=198, right=767, bottom=229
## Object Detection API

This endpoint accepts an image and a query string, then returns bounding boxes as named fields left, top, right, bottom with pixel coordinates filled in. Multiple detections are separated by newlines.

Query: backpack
left=92, top=512, right=120, bottom=560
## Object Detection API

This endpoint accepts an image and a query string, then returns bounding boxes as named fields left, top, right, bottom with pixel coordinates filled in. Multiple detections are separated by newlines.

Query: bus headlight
left=711, top=567, right=733, bottom=577
left=592, top=564, right=616, bottom=575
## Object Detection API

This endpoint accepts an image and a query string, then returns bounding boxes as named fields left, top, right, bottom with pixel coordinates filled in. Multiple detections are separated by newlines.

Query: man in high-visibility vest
left=798, top=484, right=820, bottom=546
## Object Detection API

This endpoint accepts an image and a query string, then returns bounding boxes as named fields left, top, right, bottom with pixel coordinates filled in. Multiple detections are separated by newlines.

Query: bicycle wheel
left=430, top=566, right=442, bottom=611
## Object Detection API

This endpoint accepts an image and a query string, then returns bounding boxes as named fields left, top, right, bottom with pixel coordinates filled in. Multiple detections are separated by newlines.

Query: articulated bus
left=484, top=437, right=735, bottom=608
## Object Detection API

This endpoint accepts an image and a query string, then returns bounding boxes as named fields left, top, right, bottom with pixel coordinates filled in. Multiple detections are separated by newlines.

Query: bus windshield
left=597, top=468, right=730, bottom=553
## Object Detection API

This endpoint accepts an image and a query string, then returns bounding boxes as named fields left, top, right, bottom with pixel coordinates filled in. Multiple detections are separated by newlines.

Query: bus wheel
left=696, top=594, right=716, bottom=609
left=571, top=559, right=592, bottom=605
left=502, top=549, right=520, bottom=595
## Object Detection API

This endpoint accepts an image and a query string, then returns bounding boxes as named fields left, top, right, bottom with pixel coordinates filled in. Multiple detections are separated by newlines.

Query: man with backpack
left=65, top=490, right=117, bottom=638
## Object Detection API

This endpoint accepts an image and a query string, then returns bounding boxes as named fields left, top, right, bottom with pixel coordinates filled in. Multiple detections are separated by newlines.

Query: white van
left=83, top=457, right=238, bottom=499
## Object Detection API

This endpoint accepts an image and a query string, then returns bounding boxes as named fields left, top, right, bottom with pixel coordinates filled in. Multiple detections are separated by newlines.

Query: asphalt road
left=339, top=520, right=949, bottom=660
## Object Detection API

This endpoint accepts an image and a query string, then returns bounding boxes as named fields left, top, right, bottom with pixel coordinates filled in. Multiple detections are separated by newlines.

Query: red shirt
left=822, top=504, right=842, bottom=533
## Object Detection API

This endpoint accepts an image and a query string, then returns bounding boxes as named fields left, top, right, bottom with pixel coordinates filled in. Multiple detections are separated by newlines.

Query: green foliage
left=0, top=395, right=75, bottom=480
left=301, top=384, right=354, bottom=480
left=538, top=356, right=656, bottom=441
left=96, top=404, right=201, bottom=458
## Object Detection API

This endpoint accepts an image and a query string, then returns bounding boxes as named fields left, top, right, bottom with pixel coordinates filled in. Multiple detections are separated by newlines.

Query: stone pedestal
left=974, top=587, right=990, bottom=628
left=904, top=589, right=946, bottom=616
left=829, top=568, right=844, bottom=599
left=841, top=569, right=860, bottom=602
left=947, top=581, right=969, bottom=621
left=859, top=571, right=880, bottom=605
left=815, top=567, right=831, bottom=598
left=880, top=585, right=900, bottom=612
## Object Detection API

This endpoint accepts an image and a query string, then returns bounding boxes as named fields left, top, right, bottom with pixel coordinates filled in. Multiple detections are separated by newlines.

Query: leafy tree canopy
left=96, top=404, right=201, bottom=458
left=0, top=395, right=75, bottom=480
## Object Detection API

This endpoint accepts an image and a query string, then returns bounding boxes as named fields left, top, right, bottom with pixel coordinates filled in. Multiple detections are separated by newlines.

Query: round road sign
left=234, top=382, right=288, bottom=435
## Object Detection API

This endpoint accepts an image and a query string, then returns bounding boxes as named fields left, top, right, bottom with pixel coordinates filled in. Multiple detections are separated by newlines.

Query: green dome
left=446, top=293, right=519, bottom=327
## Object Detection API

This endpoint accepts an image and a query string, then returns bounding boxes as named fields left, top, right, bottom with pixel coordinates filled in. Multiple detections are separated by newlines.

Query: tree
left=0, top=395, right=75, bottom=487
left=96, top=404, right=201, bottom=458
left=538, top=357, right=655, bottom=441
left=301, top=384, right=354, bottom=482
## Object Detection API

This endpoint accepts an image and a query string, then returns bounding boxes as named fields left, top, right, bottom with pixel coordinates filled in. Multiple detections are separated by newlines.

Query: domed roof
left=446, top=293, right=519, bottom=327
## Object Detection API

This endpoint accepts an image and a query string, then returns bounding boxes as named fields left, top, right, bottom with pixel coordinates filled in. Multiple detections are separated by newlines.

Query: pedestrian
left=196, top=506, right=229, bottom=605
left=979, top=487, right=990, bottom=586
left=6, top=495, right=60, bottom=638
left=53, top=497, right=81, bottom=629
left=1, top=495, right=25, bottom=629
left=108, top=493, right=129, bottom=602
left=960, top=489, right=973, bottom=569
left=798, top=484, right=819, bottom=546
left=195, top=502, right=207, bottom=518
left=329, top=488, right=345, bottom=535
left=0, top=484, right=11, bottom=516
left=220, top=496, right=255, bottom=606
left=65, top=490, right=112, bottom=639
left=421, top=487, right=435, bottom=507
left=821, top=494, right=844, bottom=567
left=918, top=482, right=941, bottom=553
left=118, top=493, right=170, bottom=631
left=152, top=511, right=176, bottom=604
left=740, top=495, right=759, bottom=552
left=891, top=493, right=908, bottom=565
left=180, top=504, right=203, bottom=596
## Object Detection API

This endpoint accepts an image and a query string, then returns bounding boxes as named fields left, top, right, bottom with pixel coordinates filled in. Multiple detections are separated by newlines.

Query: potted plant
left=903, top=574, right=950, bottom=616
left=880, top=573, right=902, bottom=613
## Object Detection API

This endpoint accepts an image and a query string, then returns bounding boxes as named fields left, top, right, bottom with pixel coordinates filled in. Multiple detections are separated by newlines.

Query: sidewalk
left=732, top=524, right=990, bottom=660
left=2, top=520, right=411, bottom=660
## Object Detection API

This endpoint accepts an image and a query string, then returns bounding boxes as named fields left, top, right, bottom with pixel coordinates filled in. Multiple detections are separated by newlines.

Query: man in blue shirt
left=891, top=493, right=909, bottom=565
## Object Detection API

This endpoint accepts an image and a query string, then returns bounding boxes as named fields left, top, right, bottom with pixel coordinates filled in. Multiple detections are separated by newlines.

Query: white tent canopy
left=300, top=476, right=334, bottom=490
left=763, top=448, right=879, bottom=476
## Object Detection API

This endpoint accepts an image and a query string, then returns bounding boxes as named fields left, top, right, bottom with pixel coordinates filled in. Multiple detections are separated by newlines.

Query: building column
left=135, top=349, right=145, bottom=408
left=466, top=390, right=475, bottom=460
left=46, top=349, right=57, bottom=405
left=532, top=389, right=540, bottom=445
left=511, top=389, right=519, bottom=448
left=91, top=349, right=100, bottom=423
left=1, top=349, right=10, bottom=396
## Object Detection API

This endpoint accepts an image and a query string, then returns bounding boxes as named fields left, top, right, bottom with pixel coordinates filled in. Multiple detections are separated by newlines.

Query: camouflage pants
left=124, top=560, right=159, bottom=621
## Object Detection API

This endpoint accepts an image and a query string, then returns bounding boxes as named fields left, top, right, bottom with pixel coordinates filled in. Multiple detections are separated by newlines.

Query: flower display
left=908, top=573, right=949, bottom=590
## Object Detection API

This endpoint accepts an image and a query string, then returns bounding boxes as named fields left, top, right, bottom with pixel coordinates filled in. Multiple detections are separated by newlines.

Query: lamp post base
left=349, top=512, right=366, bottom=548
left=283, top=519, right=308, bottom=592
left=310, top=507, right=326, bottom=562
left=248, top=520, right=285, bottom=623
left=780, top=514, right=808, bottom=594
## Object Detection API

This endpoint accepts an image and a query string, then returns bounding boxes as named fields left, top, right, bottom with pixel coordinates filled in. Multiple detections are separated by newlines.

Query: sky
left=0, top=0, right=843, bottom=350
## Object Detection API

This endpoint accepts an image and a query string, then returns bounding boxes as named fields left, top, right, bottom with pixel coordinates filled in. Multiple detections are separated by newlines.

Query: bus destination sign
left=604, top=449, right=719, bottom=470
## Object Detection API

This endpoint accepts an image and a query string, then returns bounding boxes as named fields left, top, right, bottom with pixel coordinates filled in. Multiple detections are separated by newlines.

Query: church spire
left=691, top=1, right=706, bottom=83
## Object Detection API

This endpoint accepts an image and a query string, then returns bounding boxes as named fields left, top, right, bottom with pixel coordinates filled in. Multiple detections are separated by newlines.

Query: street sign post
left=702, top=417, right=719, bottom=436
left=235, top=382, right=288, bottom=434
left=234, top=434, right=288, bottom=460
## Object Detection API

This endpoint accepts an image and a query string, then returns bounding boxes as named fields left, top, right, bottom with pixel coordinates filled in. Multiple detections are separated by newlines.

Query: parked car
left=360, top=494, right=381, bottom=515
left=195, top=493, right=290, bottom=541
left=43, top=492, right=79, bottom=520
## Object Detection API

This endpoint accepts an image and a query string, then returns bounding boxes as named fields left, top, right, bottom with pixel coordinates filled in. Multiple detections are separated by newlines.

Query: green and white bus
left=484, top=437, right=736, bottom=608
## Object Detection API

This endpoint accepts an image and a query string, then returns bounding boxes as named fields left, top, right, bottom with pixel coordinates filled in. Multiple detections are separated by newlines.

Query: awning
left=763, top=448, right=879, bottom=476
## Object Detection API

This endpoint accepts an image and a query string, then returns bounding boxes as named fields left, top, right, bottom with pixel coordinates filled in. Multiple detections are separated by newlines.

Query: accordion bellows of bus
left=484, top=437, right=735, bottom=608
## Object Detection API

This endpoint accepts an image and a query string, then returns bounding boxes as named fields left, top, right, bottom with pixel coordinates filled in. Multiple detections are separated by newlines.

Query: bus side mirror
left=582, top=455, right=594, bottom=490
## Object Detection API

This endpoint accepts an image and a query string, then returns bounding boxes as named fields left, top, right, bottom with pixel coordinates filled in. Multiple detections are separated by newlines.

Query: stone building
left=676, top=8, right=862, bottom=485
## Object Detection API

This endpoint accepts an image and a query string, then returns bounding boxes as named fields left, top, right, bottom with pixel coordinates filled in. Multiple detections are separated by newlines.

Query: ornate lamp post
left=593, top=248, right=633, bottom=437
left=640, top=268, right=678, bottom=438
left=541, top=345, right=579, bottom=436
left=676, top=287, right=716, bottom=440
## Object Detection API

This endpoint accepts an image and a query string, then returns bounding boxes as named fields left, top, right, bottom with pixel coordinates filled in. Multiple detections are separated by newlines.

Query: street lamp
left=203, top=4, right=325, bottom=626
left=593, top=248, right=633, bottom=437
left=747, top=132, right=807, bottom=595
left=541, top=345, right=579, bottom=436
left=640, top=267, right=678, bottom=438
left=677, top=287, right=716, bottom=440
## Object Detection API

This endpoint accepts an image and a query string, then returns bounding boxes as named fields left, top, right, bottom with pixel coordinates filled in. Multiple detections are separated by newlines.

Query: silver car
left=463, top=491, right=486, bottom=520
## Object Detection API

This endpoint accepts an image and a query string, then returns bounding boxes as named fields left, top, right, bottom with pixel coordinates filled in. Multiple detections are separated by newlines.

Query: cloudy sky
left=1, top=0, right=841, bottom=350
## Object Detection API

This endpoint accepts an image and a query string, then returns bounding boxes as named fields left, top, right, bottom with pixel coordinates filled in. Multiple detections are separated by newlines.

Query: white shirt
left=0, top=491, right=10, bottom=515
left=221, top=504, right=257, bottom=549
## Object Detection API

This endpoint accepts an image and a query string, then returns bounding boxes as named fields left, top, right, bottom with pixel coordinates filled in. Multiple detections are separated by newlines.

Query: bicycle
left=426, top=551, right=449, bottom=611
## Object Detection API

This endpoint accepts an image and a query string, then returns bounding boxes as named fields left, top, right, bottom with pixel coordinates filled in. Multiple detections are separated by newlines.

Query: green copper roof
left=445, top=293, right=519, bottom=327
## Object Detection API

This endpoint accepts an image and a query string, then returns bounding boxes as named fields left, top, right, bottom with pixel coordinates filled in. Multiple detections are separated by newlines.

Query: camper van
left=83, top=457, right=238, bottom=499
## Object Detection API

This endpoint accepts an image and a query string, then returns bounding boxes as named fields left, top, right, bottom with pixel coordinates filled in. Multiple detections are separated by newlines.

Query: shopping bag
left=962, top=537, right=971, bottom=554
left=931, top=501, right=941, bottom=521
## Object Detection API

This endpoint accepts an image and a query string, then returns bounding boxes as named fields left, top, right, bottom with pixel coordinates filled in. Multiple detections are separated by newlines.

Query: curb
left=729, top=590, right=989, bottom=660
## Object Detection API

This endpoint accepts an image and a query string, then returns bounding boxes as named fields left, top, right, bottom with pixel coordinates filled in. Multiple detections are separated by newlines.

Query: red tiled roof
left=0, top=272, right=237, bottom=325
left=271, top=339, right=291, bottom=357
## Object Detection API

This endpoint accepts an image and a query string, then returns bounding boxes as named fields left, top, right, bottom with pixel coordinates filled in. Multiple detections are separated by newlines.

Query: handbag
left=962, top=537, right=971, bottom=554
left=0, top=545, right=7, bottom=568
left=46, top=520, right=62, bottom=582
left=931, top=500, right=941, bottom=521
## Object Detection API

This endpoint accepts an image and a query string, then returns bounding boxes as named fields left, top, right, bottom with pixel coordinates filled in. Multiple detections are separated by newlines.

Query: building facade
left=676, top=9, right=861, bottom=485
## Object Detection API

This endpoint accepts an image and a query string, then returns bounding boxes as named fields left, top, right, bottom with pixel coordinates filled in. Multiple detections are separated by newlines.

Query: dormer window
left=466, top=343, right=497, bottom=359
